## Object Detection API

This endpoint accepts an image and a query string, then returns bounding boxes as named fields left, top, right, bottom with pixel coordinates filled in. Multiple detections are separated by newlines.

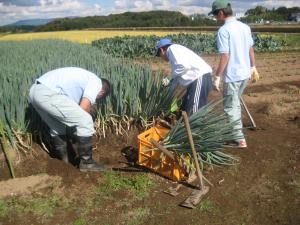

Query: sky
left=0, top=0, right=299, bottom=26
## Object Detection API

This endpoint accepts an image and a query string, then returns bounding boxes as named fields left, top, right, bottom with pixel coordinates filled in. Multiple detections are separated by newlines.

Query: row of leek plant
left=0, top=40, right=174, bottom=151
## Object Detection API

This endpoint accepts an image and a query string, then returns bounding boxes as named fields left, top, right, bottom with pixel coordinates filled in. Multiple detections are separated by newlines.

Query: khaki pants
left=29, top=83, right=94, bottom=137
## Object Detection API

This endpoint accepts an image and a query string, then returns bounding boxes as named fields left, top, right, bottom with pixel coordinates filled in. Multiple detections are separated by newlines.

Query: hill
left=35, top=10, right=215, bottom=31
left=7, top=18, right=55, bottom=26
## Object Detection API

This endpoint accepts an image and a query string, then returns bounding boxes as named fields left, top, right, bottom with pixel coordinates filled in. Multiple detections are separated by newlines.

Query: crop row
left=0, top=40, right=173, bottom=145
left=92, top=33, right=287, bottom=58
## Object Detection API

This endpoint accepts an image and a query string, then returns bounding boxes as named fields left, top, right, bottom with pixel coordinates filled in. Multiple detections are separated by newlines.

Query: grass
left=69, top=172, right=155, bottom=225
left=73, top=218, right=87, bottom=225
left=0, top=195, right=69, bottom=219
left=96, top=171, right=155, bottom=200
left=0, top=200, right=8, bottom=218
left=125, top=207, right=151, bottom=225
left=247, top=92, right=258, bottom=97
left=198, top=200, right=217, bottom=212
left=271, top=33, right=300, bottom=50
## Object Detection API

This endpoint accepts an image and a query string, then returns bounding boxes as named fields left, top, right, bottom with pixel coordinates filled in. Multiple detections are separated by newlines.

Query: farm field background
left=0, top=28, right=299, bottom=225
left=0, top=30, right=183, bottom=43
left=0, top=29, right=299, bottom=49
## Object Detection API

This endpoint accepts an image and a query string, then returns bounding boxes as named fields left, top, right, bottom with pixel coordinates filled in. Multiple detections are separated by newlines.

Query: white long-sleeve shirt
left=167, top=44, right=212, bottom=86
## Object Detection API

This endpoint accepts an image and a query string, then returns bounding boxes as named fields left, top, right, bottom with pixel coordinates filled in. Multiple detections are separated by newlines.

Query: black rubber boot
left=50, top=135, right=69, bottom=163
left=77, top=136, right=106, bottom=172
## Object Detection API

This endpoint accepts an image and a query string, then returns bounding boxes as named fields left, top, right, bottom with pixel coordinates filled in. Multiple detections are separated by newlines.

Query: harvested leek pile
left=161, top=101, right=242, bottom=167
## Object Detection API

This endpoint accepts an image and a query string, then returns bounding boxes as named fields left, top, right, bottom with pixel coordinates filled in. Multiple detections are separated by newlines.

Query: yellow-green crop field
left=0, top=30, right=184, bottom=43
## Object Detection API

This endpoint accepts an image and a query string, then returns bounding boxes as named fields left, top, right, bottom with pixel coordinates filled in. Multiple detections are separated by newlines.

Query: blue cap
left=155, top=38, right=173, bottom=56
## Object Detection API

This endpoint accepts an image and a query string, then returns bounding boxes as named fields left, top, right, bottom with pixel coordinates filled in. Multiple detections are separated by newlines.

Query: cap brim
left=208, top=10, right=214, bottom=15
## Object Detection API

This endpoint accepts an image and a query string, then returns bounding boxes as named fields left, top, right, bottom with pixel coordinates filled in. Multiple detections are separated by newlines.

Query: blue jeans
left=223, top=79, right=248, bottom=141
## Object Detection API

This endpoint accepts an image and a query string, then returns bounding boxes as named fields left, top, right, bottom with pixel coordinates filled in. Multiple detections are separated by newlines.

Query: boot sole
left=79, top=168, right=106, bottom=172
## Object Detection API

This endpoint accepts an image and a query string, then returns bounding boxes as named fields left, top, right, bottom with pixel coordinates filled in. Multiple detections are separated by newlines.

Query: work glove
left=212, top=75, right=221, bottom=92
left=251, top=66, right=260, bottom=83
left=162, top=77, right=170, bottom=87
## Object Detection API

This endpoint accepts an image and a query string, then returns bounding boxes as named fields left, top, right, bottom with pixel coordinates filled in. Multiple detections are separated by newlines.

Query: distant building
left=290, top=13, right=300, bottom=22
left=235, top=12, right=244, bottom=19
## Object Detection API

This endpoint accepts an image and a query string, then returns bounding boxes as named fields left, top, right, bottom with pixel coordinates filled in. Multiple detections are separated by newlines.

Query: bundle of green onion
left=161, top=100, right=243, bottom=167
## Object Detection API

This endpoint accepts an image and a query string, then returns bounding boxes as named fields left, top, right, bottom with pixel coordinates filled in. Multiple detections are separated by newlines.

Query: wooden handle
left=182, top=111, right=204, bottom=189
left=240, top=97, right=257, bottom=129
left=150, top=138, right=184, bottom=170
left=150, top=138, right=175, bottom=161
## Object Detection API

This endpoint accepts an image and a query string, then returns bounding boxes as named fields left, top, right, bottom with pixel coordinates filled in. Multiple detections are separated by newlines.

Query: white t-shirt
left=167, top=44, right=212, bottom=86
left=37, top=67, right=102, bottom=104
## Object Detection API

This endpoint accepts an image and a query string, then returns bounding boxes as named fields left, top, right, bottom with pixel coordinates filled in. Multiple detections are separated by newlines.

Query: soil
left=0, top=51, right=299, bottom=225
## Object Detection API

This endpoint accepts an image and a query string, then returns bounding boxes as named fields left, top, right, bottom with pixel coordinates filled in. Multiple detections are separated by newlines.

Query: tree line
left=34, top=11, right=215, bottom=32
left=241, top=6, right=300, bottom=23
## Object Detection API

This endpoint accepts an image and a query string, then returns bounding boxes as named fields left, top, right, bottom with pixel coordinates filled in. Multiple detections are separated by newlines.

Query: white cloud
left=0, top=0, right=105, bottom=25
left=178, top=0, right=210, bottom=7
left=253, top=0, right=299, bottom=8
left=0, top=0, right=299, bottom=26
left=113, top=0, right=174, bottom=12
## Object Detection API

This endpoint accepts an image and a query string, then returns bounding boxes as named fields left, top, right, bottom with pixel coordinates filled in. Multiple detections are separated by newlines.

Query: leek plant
left=161, top=100, right=242, bottom=166
left=0, top=120, right=15, bottom=178
left=0, top=40, right=175, bottom=144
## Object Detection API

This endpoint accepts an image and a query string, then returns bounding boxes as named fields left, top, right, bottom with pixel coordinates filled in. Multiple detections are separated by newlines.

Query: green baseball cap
left=208, top=0, right=230, bottom=15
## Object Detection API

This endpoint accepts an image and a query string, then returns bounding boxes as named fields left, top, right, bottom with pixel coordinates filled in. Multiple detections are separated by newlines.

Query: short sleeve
left=249, top=27, right=254, bottom=47
left=217, top=28, right=230, bottom=53
left=83, top=77, right=102, bottom=104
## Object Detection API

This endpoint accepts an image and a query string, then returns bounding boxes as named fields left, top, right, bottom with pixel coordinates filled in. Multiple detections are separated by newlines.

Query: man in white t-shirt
left=29, top=67, right=110, bottom=172
left=155, top=38, right=213, bottom=115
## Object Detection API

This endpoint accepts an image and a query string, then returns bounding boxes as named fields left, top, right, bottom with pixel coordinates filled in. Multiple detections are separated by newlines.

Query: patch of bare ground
left=0, top=174, right=62, bottom=199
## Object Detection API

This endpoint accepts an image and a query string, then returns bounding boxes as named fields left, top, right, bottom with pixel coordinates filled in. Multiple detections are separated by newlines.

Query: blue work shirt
left=217, top=17, right=254, bottom=83
left=37, top=67, right=102, bottom=104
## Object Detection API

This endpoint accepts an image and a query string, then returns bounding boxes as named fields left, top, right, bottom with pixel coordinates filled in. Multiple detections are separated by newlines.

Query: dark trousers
left=181, top=73, right=213, bottom=115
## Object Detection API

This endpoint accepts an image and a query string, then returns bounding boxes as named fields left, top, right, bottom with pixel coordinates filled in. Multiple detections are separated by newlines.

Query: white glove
left=162, top=77, right=170, bottom=87
left=251, top=66, right=259, bottom=83
left=213, top=75, right=221, bottom=92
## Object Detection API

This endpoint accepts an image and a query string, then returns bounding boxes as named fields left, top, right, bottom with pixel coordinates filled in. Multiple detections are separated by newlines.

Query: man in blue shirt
left=29, top=67, right=110, bottom=172
left=209, top=0, right=259, bottom=148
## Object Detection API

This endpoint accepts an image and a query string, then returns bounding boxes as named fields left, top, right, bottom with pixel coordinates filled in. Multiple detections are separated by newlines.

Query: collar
left=225, top=17, right=236, bottom=24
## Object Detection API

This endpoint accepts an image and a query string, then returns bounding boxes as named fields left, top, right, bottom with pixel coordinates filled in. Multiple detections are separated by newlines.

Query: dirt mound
left=258, top=102, right=300, bottom=116
left=0, top=174, right=61, bottom=199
